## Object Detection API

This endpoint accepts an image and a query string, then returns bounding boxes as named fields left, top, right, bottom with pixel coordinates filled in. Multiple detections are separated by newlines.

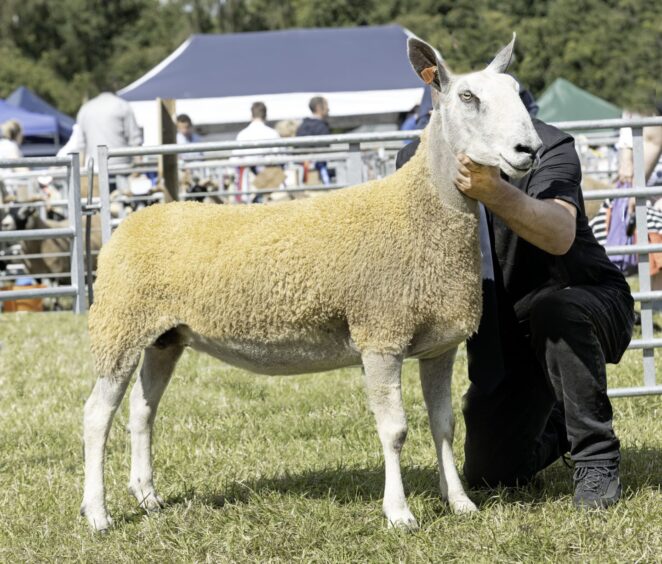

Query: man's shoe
left=572, top=461, right=621, bottom=509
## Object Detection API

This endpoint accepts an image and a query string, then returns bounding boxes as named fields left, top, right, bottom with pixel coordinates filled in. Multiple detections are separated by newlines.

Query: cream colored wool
left=89, top=130, right=482, bottom=377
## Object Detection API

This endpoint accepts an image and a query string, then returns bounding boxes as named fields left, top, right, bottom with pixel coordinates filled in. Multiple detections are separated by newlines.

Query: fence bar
left=627, top=338, right=662, bottom=350
left=632, top=291, right=662, bottom=302
left=608, top=385, right=662, bottom=398
left=0, top=156, right=71, bottom=168
left=605, top=243, right=662, bottom=255
left=0, top=286, right=77, bottom=301
left=67, top=153, right=86, bottom=314
left=631, top=126, right=656, bottom=388
left=0, top=228, right=74, bottom=242
left=583, top=186, right=662, bottom=200
left=97, top=145, right=112, bottom=245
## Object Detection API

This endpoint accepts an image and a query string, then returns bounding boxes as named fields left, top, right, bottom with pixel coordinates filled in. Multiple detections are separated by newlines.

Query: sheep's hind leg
left=81, top=356, right=140, bottom=532
left=419, top=349, right=477, bottom=514
left=362, top=351, right=418, bottom=531
left=128, top=344, right=184, bottom=512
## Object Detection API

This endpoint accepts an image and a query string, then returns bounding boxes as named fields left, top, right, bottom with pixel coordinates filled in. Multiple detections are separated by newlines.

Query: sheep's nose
left=515, top=144, right=537, bottom=156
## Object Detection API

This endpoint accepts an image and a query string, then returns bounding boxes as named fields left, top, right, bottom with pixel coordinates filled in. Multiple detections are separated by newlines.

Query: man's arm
left=454, top=155, right=577, bottom=256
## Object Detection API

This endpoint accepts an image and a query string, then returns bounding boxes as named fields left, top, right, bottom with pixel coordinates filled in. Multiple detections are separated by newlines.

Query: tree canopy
left=0, top=0, right=659, bottom=117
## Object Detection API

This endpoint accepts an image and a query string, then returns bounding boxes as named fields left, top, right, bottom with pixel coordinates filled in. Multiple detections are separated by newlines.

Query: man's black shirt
left=495, top=119, right=630, bottom=320
left=396, top=119, right=631, bottom=323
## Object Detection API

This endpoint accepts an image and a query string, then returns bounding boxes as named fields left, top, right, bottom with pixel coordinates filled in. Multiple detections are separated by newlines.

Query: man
left=296, top=96, right=331, bottom=185
left=76, top=92, right=143, bottom=193
left=176, top=114, right=201, bottom=145
left=236, top=102, right=280, bottom=144
left=76, top=91, right=142, bottom=169
left=397, top=116, right=634, bottom=509
left=234, top=102, right=281, bottom=202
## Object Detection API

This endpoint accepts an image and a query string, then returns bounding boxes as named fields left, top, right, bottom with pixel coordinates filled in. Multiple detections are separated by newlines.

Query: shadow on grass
left=159, top=446, right=660, bottom=514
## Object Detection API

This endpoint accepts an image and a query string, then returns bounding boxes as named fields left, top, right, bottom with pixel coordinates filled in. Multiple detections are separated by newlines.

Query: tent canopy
left=7, top=86, right=74, bottom=141
left=537, top=78, right=621, bottom=123
left=0, top=99, right=58, bottom=138
left=120, top=25, right=422, bottom=100
left=119, top=25, right=425, bottom=144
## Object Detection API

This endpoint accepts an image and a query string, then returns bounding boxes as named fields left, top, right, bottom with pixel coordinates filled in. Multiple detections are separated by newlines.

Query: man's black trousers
left=462, top=285, right=634, bottom=488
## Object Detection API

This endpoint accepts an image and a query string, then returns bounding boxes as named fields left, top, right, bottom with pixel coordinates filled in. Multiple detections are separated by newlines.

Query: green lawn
left=0, top=313, right=660, bottom=562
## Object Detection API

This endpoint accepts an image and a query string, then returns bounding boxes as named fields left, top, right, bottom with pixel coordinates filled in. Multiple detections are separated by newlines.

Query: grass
left=0, top=313, right=660, bottom=563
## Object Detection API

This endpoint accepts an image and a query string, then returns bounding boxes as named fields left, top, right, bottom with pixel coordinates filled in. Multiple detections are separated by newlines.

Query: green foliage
left=0, top=0, right=659, bottom=117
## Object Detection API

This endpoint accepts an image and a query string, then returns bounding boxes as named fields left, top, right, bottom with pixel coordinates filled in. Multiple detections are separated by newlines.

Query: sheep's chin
left=499, top=159, right=531, bottom=180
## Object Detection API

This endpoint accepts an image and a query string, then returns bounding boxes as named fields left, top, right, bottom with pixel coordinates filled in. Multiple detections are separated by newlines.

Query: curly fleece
left=89, top=130, right=482, bottom=377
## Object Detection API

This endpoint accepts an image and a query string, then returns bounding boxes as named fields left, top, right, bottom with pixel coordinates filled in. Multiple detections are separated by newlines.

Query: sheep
left=81, top=34, right=542, bottom=532
left=1, top=205, right=101, bottom=282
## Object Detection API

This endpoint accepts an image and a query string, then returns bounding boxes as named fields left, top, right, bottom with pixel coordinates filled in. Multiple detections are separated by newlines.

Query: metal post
left=97, top=145, right=112, bottom=244
left=632, top=126, right=655, bottom=387
left=346, top=142, right=363, bottom=186
left=67, top=152, right=86, bottom=313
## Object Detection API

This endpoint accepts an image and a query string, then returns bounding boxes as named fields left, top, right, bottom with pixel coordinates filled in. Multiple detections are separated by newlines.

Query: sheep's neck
left=426, top=116, right=479, bottom=217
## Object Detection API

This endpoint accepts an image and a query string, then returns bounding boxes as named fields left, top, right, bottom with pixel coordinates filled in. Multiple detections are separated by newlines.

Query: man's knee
left=529, top=292, right=592, bottom=350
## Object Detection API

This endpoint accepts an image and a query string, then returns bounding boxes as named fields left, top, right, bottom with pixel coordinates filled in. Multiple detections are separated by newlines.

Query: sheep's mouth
left=500, top=155, right=532, bottom=173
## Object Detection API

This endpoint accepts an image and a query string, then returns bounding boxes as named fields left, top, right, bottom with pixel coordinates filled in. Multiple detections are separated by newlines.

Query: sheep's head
left=1, top=206, right=36, bottom=231
left=407, top=34, right=542, bottom=179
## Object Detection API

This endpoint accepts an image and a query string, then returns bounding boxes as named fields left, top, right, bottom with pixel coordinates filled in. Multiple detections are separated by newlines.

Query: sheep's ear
left=407, top=37, right=451, bottom=93
left=487, top=33, right=516, bottom=73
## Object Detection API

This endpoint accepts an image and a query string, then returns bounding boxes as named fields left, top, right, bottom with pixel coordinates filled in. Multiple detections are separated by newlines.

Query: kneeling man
left=398, top=117, right=634, bottom=509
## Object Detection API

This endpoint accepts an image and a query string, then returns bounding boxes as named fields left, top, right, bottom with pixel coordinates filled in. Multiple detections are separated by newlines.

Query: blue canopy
left=120, top=25, right=422, bottom=101
left=6, top=86, right=74, bottom=141
left=0, top=99, right=58, bottom=138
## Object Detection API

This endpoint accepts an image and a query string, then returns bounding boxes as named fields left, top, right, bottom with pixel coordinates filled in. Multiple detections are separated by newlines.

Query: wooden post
left=158, top=98, right=178, bottom=202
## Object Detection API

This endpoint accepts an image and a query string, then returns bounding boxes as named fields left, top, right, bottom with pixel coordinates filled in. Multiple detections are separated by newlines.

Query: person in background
left=399, top=105, right=419, bottom=131
left=0, top=120, right=24, bottom=160
left=234, top=102, right=281, bottom=203
left=176, top=114, right=202, bottom=145
left=296, top=96, right=331, bottom=185
left=175, top=114, right=203, bottom=161
left=236, top=102, right=280, bottom=144
left=76, top=92, right=142, bottom=167
left=0, top=119, right=25, bottom=201
left=75, top=92, right=142, bottom=193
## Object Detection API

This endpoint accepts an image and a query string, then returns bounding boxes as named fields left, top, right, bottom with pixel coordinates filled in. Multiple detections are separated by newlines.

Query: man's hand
left=454, top=154, right=576, bottom=256
left=453, top=154, right=503, bottom=207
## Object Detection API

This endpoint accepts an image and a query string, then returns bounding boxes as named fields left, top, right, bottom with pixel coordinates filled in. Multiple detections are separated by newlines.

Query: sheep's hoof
left=130, top=485, right=165, bottom=512
left=141, top=494, right=165, bottom=512
left=386, top=510, right=419, bottom=532
left=81, top=504, right=113, bottom=533
left=450, top=497, right=478, bottom=514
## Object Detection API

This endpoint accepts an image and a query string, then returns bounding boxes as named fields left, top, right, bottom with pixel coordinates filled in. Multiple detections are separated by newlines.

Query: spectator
left=75, top=92, right=142, bottom=169
left=175, top=114, right=203, bottom=161
left=234, top=102, right=281, bottom=203
left=0, top=119, right=24, bottom=160
left=176, top=114, right=202, bottom=145
left=399, top=105, right=419, bottom=131
left=0, top=119, right=24, bottom=199
left=236, top=102, right=280, bottom=144
left=296, top=96, right=331, bottom=137
left=296, top=96, right=331, bottom=185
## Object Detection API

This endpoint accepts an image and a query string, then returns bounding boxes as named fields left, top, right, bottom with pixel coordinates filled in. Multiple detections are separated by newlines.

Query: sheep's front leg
left=419, top=349, right=477, bottom=514
left=362, top=351, right=417, bottom=530
left=128, top=345, right=183, bottom=512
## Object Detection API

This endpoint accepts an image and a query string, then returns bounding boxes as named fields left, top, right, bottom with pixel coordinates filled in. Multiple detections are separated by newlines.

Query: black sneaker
left=572, top=461, right=622, bottom=509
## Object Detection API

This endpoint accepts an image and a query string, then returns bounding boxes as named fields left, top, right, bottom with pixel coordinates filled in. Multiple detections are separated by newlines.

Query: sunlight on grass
left=0, top=313, right=660, bottom=562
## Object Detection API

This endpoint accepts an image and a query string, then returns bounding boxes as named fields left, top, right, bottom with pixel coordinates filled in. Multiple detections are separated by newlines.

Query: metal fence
left=1, top=116, right=660, bottom=397
left=0, top=153, right=86, bottom=313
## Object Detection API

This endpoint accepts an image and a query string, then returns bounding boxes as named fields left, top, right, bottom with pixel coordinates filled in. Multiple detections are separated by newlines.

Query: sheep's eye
left=460, top=91, right=474, bottom=102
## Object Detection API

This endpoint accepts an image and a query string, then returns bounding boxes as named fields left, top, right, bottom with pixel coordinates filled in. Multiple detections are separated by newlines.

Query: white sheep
left=81, top=35, right=542, bottom=532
